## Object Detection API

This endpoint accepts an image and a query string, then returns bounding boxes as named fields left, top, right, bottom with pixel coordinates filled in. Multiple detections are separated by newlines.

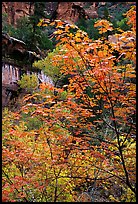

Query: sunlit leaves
left=18, top=74, right=39, bottom=92
left=94, top=19, right=113, bottom=34
left=125, top=5, right=136, bottom=33
left=37, top=18, right=50, bottom=27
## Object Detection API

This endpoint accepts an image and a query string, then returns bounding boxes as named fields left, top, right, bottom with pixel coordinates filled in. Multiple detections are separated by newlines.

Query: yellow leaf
left=75, top=37, right=82, bottom=43
left=76, top=32, right=81, bottom=38
left=98, top=51, right=104, bottom=57
left=56, top=21, right=64, bottom=27
left=54, top=30, right=64, bottom=35
left=65, top=25, right=70, bottom=32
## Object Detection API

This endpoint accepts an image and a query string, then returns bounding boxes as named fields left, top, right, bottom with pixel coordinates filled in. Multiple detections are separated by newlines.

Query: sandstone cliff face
left=2, top=2, right=99, bottom=26
left=49, top=2, right=99, bottom=23
left=2, top=2, right=34, bottom=26
left=2, top=2, right=135, bottom=27
left=54, top=2, right=79, bottom=24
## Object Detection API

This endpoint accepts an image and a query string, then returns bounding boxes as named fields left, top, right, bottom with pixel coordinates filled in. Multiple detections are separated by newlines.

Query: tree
left=2, top=5, right=136, bottom=202
left=2, top=3, right=54, bottom=56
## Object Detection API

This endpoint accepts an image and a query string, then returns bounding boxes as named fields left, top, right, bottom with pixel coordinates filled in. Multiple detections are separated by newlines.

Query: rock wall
left=2, top=2, right=99, bottom=26
left=2, top=33, right=53, bottom=108
left=2, top=2, right=136, bottom=26
left=51, top=2, right=99, bottom=23
left=2, top=2, right=34, bottom=26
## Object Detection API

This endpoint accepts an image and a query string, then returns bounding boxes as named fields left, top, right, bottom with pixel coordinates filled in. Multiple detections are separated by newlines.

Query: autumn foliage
left=2, top=6, right=136, bottom=202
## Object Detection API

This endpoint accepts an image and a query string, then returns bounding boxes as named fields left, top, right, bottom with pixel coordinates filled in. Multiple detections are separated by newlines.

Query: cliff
left=2, top=2, right=136, bottom=26
left=51, top=2, right=99, bottom=24
left=2, top=33, right=52, bottom=108
left=2, top=2, right=34, bottom=26
left=2, top=2, right=100, bottom=26
left=2, top=2, right=135, bottom=27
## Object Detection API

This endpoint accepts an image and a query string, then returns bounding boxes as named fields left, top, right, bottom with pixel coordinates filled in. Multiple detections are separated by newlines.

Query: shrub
left=18, top=74, right=39, bottom=92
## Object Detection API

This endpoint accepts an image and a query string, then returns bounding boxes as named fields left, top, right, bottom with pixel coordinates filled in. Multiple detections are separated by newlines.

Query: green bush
left=33, top=45, right=66, bottom=85
left=21, top=112, right=44, bottom=131
left=116, top=17, right=130, bottom=31
left=76, top=18, right=100, bottom=40
left=2, top=13, right=16, bottom=35
left=2, top=13, right=54, bottom=53
left=18, top=74, right=39, bottom=92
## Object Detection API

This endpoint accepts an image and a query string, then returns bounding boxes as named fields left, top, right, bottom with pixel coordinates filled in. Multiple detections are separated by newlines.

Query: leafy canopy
left=2, top=5, right=136, bottom=202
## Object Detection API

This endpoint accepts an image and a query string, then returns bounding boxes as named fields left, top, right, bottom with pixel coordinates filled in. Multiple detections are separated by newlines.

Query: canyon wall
left=2, top=2, right=99, bottom=26
left=2, top=2, right=135, bottom=26
left=2, top=2, right=34, bottom=26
